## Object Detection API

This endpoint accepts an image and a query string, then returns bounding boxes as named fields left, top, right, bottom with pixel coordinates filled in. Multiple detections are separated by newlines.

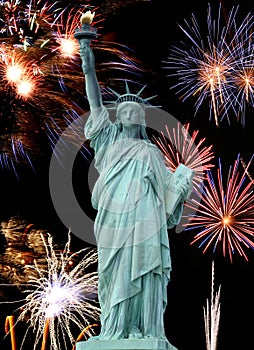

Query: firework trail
left=184, top=154, right=254, bottom=262
left=0, top=216, right=58, bottom=285
left=153, top=122, right=215, bottom=191
left=88, top=0, right=151, bottom=17
left=164, top=3, right=254, bottom=126
left=3, top=230, right=99, bottom=350
left=5, top=315, right=17, bottom=350
left=230, top=23, right=254, bottom=126
left=0, top=0, right=147, bottom=177
left=204, top=261, right=221, bottom=350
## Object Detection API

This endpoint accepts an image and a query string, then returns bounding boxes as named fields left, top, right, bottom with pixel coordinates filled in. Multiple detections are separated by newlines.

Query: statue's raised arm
left=74, top=11, right=102, bottom=111
left=79, top=43, right=103, bottom=111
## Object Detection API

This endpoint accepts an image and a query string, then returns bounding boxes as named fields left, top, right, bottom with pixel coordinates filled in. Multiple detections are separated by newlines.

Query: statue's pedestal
left=76, top=338, right=177, bottom=350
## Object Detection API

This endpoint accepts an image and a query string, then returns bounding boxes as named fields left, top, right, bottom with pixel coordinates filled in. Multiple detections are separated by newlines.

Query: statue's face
left=117, top=102, right=144, bottom=128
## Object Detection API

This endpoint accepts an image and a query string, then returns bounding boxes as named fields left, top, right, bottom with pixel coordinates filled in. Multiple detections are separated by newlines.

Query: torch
left=74, top=11, right=97, bottom=47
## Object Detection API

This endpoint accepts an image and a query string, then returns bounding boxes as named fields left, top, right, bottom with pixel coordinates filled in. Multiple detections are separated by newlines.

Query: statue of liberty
left=75, top=12, right=193, bottom=350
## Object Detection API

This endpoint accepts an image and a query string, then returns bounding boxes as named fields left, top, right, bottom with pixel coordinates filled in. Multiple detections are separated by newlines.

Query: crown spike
left=107, top=87, right=121, bottom=98
left=103, top=83, right=156, bottom=109
left=137, top=84, right=147, bottom=96
left=144, top=95, right=157, bottom=102
left=125, top=81, right=130, bottom=94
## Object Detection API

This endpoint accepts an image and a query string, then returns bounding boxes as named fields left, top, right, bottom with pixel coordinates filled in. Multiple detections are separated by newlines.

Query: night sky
left=1, top=1, right=254, bottom=349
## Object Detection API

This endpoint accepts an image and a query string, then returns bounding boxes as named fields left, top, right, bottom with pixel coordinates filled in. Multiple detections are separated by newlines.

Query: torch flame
left=80, top=10, right=95, bottom=25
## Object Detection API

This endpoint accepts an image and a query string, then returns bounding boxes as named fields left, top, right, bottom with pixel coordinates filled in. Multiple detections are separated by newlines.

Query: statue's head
left=116, top=101, right=146, bottom=126
left=115, top=101, right=149, bottom=139
left=105, top=81, right=157, bottom=139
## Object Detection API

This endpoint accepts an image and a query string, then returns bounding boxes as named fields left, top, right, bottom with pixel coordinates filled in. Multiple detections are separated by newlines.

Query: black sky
left=1, top=1, right=254, bottom=349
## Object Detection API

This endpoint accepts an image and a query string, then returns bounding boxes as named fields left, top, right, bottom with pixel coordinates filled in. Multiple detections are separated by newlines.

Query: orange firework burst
left=1, top=46, right=42, bottom=99
left=0, top=1, right=147, bottom=177
left=6, top=62, right=23, bottom=82
left=51, top=7, right=84, bottom=59
left=16, top=77, right=35, bottom=98
left=153, top=122, right=215, bottom=190
left=50, top=6, right=102, bottom=59
left=185, top=154, right=254, bottom=262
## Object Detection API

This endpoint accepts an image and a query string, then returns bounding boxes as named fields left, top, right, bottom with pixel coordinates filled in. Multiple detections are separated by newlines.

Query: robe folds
left=85, top=106, right=188, bottom=339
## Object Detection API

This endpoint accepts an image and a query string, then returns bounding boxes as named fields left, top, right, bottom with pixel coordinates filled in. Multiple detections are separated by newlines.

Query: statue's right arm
left=80, top=42, right=103, bottom=111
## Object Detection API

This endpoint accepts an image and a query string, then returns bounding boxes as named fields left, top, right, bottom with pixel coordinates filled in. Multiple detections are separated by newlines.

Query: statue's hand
left=180, top=179, right=192, bottom=199
left=79, top=42, right=95, bottom=74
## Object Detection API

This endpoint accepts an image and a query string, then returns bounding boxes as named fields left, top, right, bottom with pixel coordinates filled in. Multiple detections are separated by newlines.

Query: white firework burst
left=204, top=261, right=221, bottom=350
left=6, top=231, right=100, bottom=350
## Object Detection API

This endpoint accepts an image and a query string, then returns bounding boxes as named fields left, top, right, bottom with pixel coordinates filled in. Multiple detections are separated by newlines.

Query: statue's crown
left=105, top=81, right=158, bottom=109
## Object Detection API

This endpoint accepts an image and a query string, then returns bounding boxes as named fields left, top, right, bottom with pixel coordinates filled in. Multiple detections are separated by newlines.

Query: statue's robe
left=85, top=107, right=188, bottom=339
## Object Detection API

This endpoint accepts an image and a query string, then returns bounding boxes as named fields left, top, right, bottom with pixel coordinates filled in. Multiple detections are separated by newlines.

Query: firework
left=0, top=0, right=147, bottom=177
left=204, top=261, right=221, bottom=350
left=153, top=122, right=215, bottom=191
left=230, top=26, right=254, bottom=126
left=89, top=0, right=151, bottom=17
left=0, top=216, right=55, bottom=285
left=164, top=3, right=254, bottom=126
left=5, top=315, right=17, bottom=350
left=185, top=154, right=254, bottom=262
left=3, top=231, right=99, bottom=350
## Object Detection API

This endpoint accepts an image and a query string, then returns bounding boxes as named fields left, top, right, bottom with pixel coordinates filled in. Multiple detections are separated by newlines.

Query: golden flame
left=80, top=10, right=95, bottom=25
